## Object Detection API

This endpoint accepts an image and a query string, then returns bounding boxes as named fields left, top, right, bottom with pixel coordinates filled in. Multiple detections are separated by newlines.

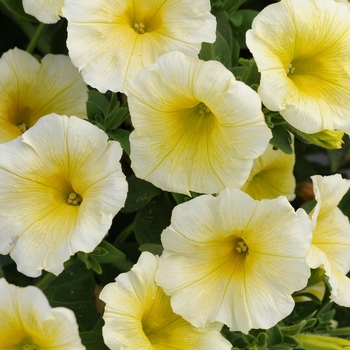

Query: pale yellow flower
left=100, top=252, right=231, bottom=350
left=156, top=189, right=312, bottom=333
left=62, top=0, right=216, bottom=93
left=0, top=114, right=128, bottom=277
left=0, top=48, right=87, bottom=143
left=240, top=142, right=296, bottom=200
left=307, top=174, right=350, bottom=307
left=0, top=278, right=85, bottom=349
left=246, top=0, right=350, bottom=134
left=127, top=51, right=272, bottom=195
left=23, top=0, right=64, bottom=23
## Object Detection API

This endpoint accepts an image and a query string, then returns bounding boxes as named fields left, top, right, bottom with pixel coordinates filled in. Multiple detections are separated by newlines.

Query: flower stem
left=36, top=272, right=56, bottom=289
left=114, top=222, right=135, bottom=246
left=27, top=23, right=47, bottom=54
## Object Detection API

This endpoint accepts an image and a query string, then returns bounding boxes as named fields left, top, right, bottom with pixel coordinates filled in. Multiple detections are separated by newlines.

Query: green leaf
left=300, top=199, right=316, bottom=215
left=86, top=90, right=109, bottom=121
left=0, top=0, right=38, bottom=22
left=242, top=333, right=255, bottom=345
left=216, top=11, right=233, bottom=51
left=199, top=31, right=232, bottom=69
left=93, top=240, right=125, bottom=263
left=80, top=331, right=109, bottom=350
left=134, top=193, right=175, bottom=245
left=268, top=325, right=283, bottom=347
left=107, top=129, right=130, bottom=155
left=327, top=133, right=350, bottom=172
left=231, top=10, right=258, bottom=49
left=87, top=256, right=103, bottom=275
left=122, top=175, right=162, bottom=213
left=138, top=243, right=163, bottom=256
left=270, top=125, right=293, bottom=154
left=106, top=106, right=129, bottom=130
left=339, top=189, right=350, bottom=219
left=228, top=12, right=243, bottom=27
left=257, top=332, right=267, bottom=347
left=42, top=259, right=99, bottom=331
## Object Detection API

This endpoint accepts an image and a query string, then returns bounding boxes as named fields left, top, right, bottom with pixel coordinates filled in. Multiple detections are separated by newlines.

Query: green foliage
left=80, top=332, right=109, bottom=350
left=134, top=193, right=175, bottom=245
left=0, top=0, right=37, bottom=22
left=41, top=259, right=99, bottom=332
left=122, top=175, right=162, bottom=213
left=199, top=31, right=232, bottom=69
left=87, top=90, right=131, bottom=154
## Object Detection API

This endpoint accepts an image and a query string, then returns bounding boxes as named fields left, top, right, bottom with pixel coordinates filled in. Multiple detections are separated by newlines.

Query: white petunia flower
left=62, top=0, right=216, bottom=92
left=100, top=252, right=231, bottom=350
left=246, top=0, right=350, bottom=134
left=128, top=51, right=272, bottom=195
left=156, top=189, right=312, bottom=333
left=0, top=48, right=87, bottom=143
left=0, top=278, right=85, bottom=349
left=307, top=174, right=350, bottom=307
left=0, top=113, right=128, bottom=277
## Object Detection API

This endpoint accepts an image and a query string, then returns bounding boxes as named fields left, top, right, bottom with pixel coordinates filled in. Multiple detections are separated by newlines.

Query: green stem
left=327, top=327, right=350, bottom=336
left=114, top=222, right=135, bottom=246
left=36, top=272, right=56, bottom=289
left=26, top=23, right=47, bottom=54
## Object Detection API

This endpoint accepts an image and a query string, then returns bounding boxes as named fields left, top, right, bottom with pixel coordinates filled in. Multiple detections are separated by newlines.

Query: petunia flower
left=246, top=0, right=350, bottom=134
left=62, top=0, right=216, bottom=93
left=127, top=51, right=272, bottom=195
left=240, top=142, right=296, bottom=200
left=100, top=252, right=231, bottom=350
left=0, top=278, right=85, bottom=349
left=22, top=0, right=64, bottom=23
left=0, top=113, right=128, bottom=277
left=307, top=174, right=350, bottom=307
left=0, top=48, right=87, bottom=143
left=156, top=189, right=312, bottom=333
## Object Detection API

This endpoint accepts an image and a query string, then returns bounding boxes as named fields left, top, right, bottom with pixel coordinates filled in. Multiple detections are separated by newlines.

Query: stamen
left=286, top=63, right=295, bottom=75
left=67, top=192, right=82, bottom=206
left=134, top=22, right=146, bottom=34
left=18, top=123, right=27, bottom=133
left=198, top=103, right=211, bottom=115
left=235, top=240, right=248, bottom=254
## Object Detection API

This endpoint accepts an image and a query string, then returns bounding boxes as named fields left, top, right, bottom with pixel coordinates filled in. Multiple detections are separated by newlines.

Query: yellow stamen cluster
left=134, top=22, right=146, bottom=34
left=18, top=123, right=28, bottom=133
left=198, top=103, right=211, bottom=115
left=67, top=192, right=82, bottom=206
left=235, top=240, right=248, bottom=254
left=286, top=63, right=295, bottom=75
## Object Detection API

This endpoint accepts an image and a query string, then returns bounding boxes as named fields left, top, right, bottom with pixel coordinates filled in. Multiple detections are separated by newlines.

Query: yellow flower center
left=18, top=122, right=28, bottom=133
left=21, top=345, right=38, bottom=350
left=134, top=22, right=146, bottom=34
left=19, top=338, right=39, bottom=350
left=67, top=192, right=83, bottom=206
left=235, top=239, right=249, bottom=254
